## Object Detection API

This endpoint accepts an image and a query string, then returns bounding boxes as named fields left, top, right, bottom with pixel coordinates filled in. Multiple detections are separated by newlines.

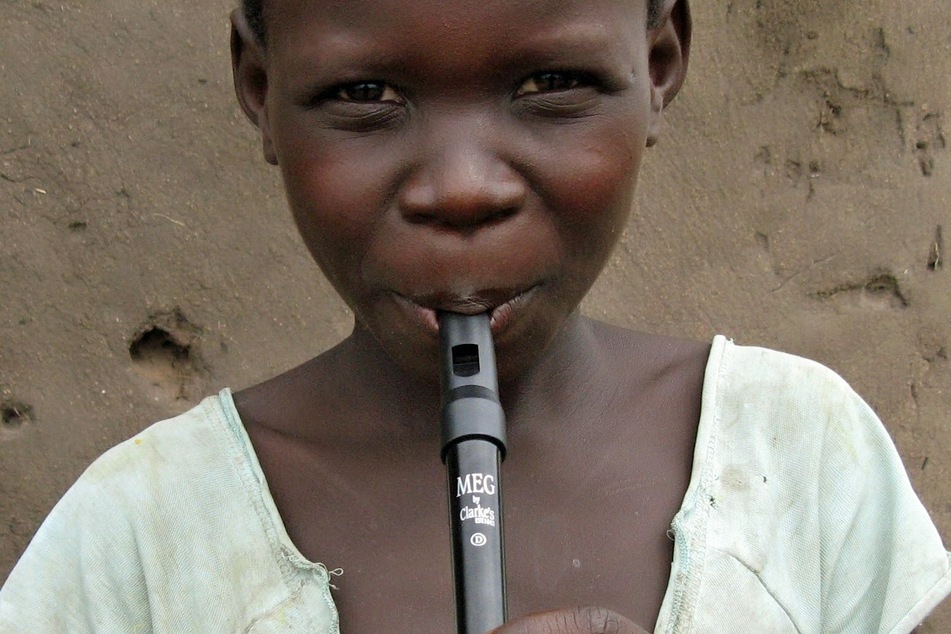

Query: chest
left=251, top=432, right=689, bottom=633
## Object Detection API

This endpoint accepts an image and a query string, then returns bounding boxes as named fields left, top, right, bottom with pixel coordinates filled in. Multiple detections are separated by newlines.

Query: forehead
left=264, top=0, right=649, bottom=63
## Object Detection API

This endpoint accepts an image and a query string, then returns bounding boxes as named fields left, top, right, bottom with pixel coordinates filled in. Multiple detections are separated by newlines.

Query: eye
left=515, top=71, right=590, bottom=97
left=335, top=81, right=404, bottom=104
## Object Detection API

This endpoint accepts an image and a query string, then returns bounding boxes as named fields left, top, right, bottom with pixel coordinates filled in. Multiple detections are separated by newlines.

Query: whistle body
left=439, top=312, right=507, bottom=634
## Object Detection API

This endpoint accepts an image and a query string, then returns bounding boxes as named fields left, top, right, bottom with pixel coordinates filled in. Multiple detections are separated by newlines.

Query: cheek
left=547, top=126, right=644, bottom=253
left=274, top=129, right=398, bottom=287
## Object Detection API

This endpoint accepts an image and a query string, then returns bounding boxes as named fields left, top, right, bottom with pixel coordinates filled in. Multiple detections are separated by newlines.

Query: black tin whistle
left=438, top=311, right=507, bottom=634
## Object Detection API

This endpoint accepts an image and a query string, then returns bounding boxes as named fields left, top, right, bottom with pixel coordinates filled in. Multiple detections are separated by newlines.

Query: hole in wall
left=129, top=309, right=203, bottom=401
left=1, top=400, right=33, bottom=433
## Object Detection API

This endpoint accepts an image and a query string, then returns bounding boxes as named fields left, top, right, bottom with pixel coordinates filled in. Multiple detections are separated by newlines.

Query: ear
left=646, top=0, right=691, bottom=147
left=231, top=8, right=278, bottom=165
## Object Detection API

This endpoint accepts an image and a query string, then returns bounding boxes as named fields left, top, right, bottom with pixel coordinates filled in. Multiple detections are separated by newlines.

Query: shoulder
left=49, top=393, right=250, bottom=530
left=1, top=392, right=247, bottom=562
left=698, top=336, right=893, bottom=469
left=587, top=319, right=710, bottom=386
left=0, top=393, right=326, bottom=631
left=702, top=337, right=918, bottom=489
left=85, top=392, right=237, bottom=484
left=676, top=337, right=951, bottom=634
left=701, top=336, right=922, bottom=524
left=706, top=336, right=858, bottom=412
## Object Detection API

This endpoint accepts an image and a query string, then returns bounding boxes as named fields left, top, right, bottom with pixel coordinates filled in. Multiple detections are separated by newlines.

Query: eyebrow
left=504, top=24, right=635, bottom=68
left=278, top=16, right=637, bottom=92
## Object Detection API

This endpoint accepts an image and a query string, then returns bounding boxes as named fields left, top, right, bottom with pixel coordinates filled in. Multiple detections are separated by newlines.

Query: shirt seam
left=887, top=553, right=951, bottom=634
left=719, top=549, right=804, bottom=633
left=211, top=390, right=339, bottom=633
left=662, top=335, right=730, bottom=633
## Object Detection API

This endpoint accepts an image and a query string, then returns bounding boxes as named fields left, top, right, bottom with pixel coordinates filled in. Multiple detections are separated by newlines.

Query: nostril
left=487, top=207, right=517, bottom=224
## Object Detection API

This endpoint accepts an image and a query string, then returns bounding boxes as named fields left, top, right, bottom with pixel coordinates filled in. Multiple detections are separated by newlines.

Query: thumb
left=489, top=606, right=651, bottom=634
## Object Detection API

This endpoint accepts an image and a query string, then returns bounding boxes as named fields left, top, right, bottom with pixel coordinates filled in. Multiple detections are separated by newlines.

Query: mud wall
left=1, top=0, right=949, bottom=627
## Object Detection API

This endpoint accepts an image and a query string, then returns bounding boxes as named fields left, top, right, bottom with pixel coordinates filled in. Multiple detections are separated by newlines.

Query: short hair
left=242, top=0, right=666, bottom=46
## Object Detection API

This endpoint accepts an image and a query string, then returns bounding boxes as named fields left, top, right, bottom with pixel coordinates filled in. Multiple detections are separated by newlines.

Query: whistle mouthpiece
left=438, top=312, right=507, bottom=463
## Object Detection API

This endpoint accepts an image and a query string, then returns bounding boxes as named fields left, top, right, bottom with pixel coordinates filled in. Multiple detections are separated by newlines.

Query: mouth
left=393, top=285, right=539, bottom=335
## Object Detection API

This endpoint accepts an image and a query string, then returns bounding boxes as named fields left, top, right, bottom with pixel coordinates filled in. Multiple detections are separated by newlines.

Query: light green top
left=2, top=336, right=949, bottom=632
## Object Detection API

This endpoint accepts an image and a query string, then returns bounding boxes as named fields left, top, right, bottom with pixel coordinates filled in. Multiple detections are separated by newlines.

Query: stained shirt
left=2, top=336, right=950, bottom=632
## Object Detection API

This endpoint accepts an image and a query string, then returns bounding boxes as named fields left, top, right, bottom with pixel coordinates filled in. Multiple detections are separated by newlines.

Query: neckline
left=216, top=334, right=729, bottom=622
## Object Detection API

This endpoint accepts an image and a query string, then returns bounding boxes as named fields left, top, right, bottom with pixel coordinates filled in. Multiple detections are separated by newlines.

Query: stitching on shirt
left=663, top=337, right=728, bottom=633
left=663, top=517, right=690, bottom=633
left=321, top=573, right=342, bottom=634
left=887, top=556, right=951, bottom=634
left=242, top=580, right=312, bottom=633
left=680, top=338, right=726, bottom=631
left=213, top=392, right=298, bottom=586
left=721, top=550, right=804, bottom=633
left=214, top=391, right=342, bottom=632
left=214, top=392, right=334, bottom=584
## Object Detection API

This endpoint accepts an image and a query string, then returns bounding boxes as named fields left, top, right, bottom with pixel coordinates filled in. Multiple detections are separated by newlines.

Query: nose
left=398, top=130, right=528, bottom=229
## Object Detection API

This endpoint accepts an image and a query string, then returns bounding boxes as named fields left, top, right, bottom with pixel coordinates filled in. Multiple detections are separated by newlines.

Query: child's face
left=235, top=0, right=685, bottom=382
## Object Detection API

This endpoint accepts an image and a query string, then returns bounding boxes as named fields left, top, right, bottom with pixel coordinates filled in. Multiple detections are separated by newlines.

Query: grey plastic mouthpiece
left=438, top=312, right=508, bottom=462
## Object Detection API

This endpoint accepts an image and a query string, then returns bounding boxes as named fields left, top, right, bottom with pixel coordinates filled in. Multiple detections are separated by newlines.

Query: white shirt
left=2, top=336, right=949, bottom=632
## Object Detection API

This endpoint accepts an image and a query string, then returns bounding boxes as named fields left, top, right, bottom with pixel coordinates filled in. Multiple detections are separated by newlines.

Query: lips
left=393, top=285, right=539, bottom=335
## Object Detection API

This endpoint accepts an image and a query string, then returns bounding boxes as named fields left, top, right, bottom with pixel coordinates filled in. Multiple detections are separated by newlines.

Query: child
left=1, top=0, right=949, bottom=631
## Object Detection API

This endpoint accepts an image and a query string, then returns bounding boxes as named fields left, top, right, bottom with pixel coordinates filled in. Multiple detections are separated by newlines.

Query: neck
left=499, top=312, right=606, bottom=435
left=333, top=311, right=605, bottom=442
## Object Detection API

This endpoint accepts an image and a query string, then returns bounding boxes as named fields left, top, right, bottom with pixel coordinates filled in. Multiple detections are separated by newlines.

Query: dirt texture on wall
left=1, top=0, right=949, bottom=628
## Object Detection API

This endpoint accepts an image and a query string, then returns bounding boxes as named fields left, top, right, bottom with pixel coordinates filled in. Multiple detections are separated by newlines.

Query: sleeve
left=665, top=342, right=951, bottom=634
left=816, top=375, right=951, bottom=634
left=0, top=455, right=153, bottom=632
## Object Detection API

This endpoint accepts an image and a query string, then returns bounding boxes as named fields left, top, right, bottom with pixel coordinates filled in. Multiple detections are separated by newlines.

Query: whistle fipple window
left=451, top=344, right=480, bottom=377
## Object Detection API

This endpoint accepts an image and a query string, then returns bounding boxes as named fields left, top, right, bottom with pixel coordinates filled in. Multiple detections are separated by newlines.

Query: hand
left=489, top=607, right=651, bottom=634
